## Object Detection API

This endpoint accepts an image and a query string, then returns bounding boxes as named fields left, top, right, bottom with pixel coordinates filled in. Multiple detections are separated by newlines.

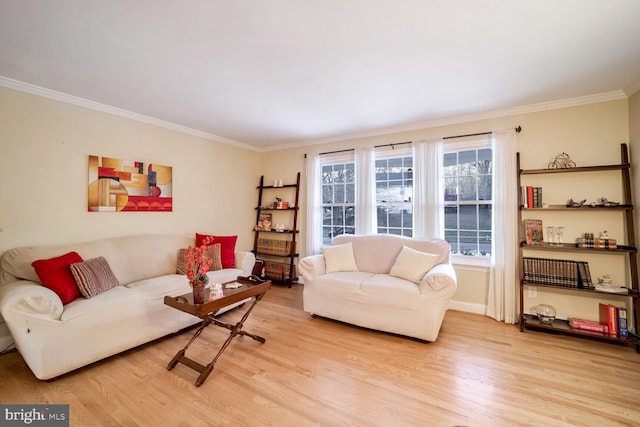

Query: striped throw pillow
left=321, top=242, right=358, bottom=273
left=389, top=245, right=439, bottom=284
left=176, top=243, right=223, bottom=275
left=70, top=257, right=120, bottom=298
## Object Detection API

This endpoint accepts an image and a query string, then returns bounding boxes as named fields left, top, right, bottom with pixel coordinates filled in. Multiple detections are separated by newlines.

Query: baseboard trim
left=447, top=300, right=486, bottom=315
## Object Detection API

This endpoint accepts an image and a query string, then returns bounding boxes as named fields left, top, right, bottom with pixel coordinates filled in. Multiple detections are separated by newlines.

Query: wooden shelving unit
left=253, top=172, right=300, bottom=287
left=517, top=144, right=640, bottom=352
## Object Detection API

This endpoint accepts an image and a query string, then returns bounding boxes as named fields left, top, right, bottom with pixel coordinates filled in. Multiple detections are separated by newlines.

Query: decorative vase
left=191, top=275, right=209, bottom=304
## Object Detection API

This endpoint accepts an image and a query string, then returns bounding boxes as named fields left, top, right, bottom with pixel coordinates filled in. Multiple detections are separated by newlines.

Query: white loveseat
left=298, top=234, right=457, bottom=341
left=0, top=234, right=255, bottom=380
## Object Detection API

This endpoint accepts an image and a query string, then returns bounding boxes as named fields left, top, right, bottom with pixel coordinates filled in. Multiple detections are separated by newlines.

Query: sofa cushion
left=321, top=242, right=358, bottom=273
left=360, top=274, right=423, bottom=309
left=389, top=245, right=439, bottom=284
left=196, top=234, right=237, bottom=268
left=176, top=244, right=223, bottom=275
left=31, top=251, right=84, bottom=304
left=70, top=257, right=120, bottom=298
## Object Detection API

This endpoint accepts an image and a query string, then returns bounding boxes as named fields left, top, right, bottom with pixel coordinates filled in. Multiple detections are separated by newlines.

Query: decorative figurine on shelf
left=598, top=274, right=613, bottom=286
left=591, top=197, right=620, bottom=208
left=566, top=198, right=586, bottom=207
left=547, top=152, right=576, bottom=169
left=599, top=230, right=609, bottom=239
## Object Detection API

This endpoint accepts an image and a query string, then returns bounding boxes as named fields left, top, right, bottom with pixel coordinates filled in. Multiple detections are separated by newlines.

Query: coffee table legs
left=167, top=295, right=266, bottom=386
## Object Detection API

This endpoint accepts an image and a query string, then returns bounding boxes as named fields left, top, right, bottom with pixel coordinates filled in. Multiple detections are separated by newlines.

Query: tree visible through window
left=444, top=147, right=492, bottom=256
left=321, top=162, right=355, bottom=245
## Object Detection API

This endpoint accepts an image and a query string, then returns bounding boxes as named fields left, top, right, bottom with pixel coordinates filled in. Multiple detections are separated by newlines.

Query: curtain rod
left=443, top=125, right=521, bottom=140
left=304, top=126, right=521, bottom=158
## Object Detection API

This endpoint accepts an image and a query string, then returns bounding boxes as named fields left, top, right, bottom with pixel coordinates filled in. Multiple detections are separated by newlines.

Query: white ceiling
left=1, top=1, right=640, bottom=150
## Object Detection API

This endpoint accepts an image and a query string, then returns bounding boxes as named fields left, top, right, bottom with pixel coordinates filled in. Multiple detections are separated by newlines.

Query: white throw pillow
left=321, top=242, right=358, bottom=273
left=389, top=245, right=439, bottom=284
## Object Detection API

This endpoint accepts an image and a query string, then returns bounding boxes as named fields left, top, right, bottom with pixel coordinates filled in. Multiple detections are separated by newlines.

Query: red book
left=599, top=303, right=618, bottom=336
left=568, top=317, right=609, bottom=334
left=526, top=186, right=534, bottom=208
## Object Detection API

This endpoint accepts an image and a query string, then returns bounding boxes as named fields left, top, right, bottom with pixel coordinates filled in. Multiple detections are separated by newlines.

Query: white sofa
left=0, top=234, right=255, bottom=380
left=299, top=234, right=457, bottom=342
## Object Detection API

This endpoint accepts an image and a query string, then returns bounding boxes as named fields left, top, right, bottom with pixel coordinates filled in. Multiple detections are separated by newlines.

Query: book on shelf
left=521, top=186, right=543, bottom=208
left=576, top=238, right=617, bottom=249
left=257, top=213, right=272, bottom=231
left=523, top=257, right=592, bottom=289
left=524, top=219, right=544, bottom=245
left=598, top=303, right=618, bottom=336
left=618, top=307, right=629, bottom=337
left=567, top=317, right=610, bottom=334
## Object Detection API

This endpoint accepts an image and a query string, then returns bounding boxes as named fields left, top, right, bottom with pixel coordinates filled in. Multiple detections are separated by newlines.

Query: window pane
left=459, top=176, right=477, bottom=201
left=479, top=231, right=491, bottom=255
left=322, top=165, right=333, bottom=184
left=322, top=185, right=333, bottom=204
left=459, top=205, right=478, bottom=230
left=376, top=181, right=388, bottom=202
left=335, top=184, right=345, bottom=203
left=445, top=229, right=459, bottom=253
left=377, top=206, right=388, bottom=227
left=375, top=159, right=387, bottom=180
left=460, top=230, right=478, bottom=255
left=345, top=207, right=355, bottom=226
left=444, top=177, right=458, bottom=201
left=345, top=163, right=355, bottom=182
left=479, top=175, right=492, bottom=200
left=333, top=206, right=344, bottom=224
left=322, top=206, right=332, bottom=226
left=389, top=207, right=402, bottom=227
left=458, top=150, right=476, bottom=175
left=346, top=183, right=355, bottom=203
left=445, top=204, right=458, bottom=229
left=479, top=204, right=491, bottom=231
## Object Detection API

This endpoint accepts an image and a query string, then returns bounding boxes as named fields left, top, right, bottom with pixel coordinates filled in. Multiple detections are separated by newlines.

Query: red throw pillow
left=195, top=233, right=238, bottom=268
left=32, top=251, right=84, bottom=304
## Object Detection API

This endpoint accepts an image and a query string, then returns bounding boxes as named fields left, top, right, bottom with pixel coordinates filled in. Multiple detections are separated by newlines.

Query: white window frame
left=319, top=152, right=356, bottom=245
left=444, top=137, right=493, bottom=267
left=375, top=146, right=413, bottom=237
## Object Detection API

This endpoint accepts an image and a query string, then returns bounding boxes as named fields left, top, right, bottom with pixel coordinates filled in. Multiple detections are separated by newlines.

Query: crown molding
left=0, top=76, right=259, bottom=152
left=266, top=90, right=629, bottom=152
left=624, top=74, right=640, bottom=97
left=1, top=75, right=629, bottom=153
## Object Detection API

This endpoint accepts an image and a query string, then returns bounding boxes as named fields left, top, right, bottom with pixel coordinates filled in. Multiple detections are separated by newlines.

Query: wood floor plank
left=1, top=283, right=639, bottom=426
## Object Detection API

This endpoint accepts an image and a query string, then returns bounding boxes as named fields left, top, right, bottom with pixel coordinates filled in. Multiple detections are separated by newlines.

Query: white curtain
left=356, top=147, right=377, bottom=235
left=413, top=138, right=444, bottom=238
left=487, top=128, right=519, bottom=323
left=305, top=153, right=322, bottom=255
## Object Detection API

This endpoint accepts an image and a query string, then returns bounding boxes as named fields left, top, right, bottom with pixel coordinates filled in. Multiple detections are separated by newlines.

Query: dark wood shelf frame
left=253, top=172, right=301, bottom=287
left=517, top=144, right=640, bottom=353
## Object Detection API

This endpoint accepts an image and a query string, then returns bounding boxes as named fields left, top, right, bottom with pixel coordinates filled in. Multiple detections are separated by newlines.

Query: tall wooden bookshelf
left=253, top=173, right=300, bottom=287
left=518, top=144, right=640, bottom=353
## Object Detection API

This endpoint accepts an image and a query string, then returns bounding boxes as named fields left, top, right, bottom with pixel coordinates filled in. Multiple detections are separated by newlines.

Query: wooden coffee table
left=164, top=278, right=271, bottom=386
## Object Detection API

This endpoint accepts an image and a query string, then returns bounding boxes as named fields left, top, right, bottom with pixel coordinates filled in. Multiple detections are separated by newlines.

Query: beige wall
left=0, top=87, right=260, bottom=253
left=0, top=84, right=634, bottom=321
left=262, top=99, right=630, bottom=316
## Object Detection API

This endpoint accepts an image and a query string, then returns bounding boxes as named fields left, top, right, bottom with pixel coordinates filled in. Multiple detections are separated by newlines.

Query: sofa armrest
left=0, top=281, right=64, bottom=321
left=418, top=263, right=457, bottom=294
left=298, top=255, right=326, bottom=283
left=234, top=251, right=256, bottom=275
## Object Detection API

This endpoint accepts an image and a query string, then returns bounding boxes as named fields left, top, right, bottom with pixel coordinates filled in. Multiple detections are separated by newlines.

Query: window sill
left=451, top=254, right=491, bottom=270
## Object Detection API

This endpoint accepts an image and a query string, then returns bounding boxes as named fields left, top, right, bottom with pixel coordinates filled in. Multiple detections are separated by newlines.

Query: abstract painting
left=88, top=155, right=173, bottom=212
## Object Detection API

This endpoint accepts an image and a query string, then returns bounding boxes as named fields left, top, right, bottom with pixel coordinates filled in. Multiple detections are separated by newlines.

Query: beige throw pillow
left=176, top=243, right=223, bottom=275
left=70, top=257, right=120, bottom=298
left=321, top=242, right=358, bottom=273
left=389, top=245, right=439, bottom=284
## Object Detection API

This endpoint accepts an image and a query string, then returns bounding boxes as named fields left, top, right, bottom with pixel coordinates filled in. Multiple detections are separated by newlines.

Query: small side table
left=164, top=279, right=271, bottom=386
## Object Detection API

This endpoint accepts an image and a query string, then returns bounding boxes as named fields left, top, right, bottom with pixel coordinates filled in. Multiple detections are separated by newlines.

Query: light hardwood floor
left=1, top=284, right=639, bottom=426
